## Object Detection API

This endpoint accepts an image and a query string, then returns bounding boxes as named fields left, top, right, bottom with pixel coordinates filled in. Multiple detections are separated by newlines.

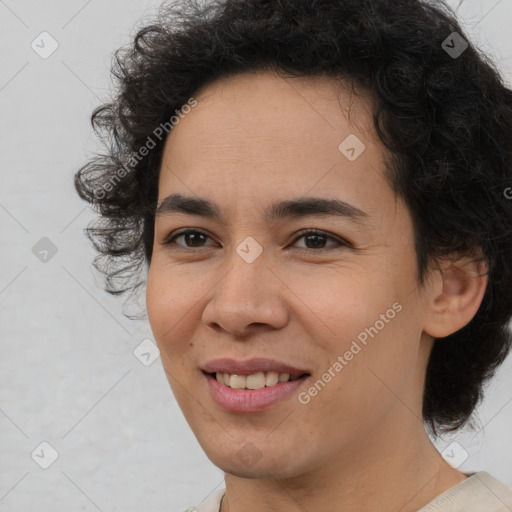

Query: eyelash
left=161, top=228, right=348, bottom=252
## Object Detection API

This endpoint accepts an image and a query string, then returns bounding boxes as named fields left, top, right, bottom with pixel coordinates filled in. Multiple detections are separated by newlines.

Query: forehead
left=166, top=70, right=378, bottom=158
left=157, top=70, right=399, bottom=225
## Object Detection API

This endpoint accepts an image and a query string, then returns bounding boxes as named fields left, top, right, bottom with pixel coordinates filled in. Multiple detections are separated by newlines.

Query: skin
left=146, top=70, right=488, bottom=512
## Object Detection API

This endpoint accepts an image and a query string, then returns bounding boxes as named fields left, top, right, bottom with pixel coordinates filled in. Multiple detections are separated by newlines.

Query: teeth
left=215, top=371, right=301, bottom=390
left=265, top=371, right=279, bottom=387
left=230, top=375, right=246, bottom=389
left=246, top=372, right=266, bottom=390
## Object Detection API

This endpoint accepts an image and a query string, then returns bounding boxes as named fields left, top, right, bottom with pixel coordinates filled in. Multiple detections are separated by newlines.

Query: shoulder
left=418, top=471, right=512, bottom=512
left=176, top=488, right=226, bottom=512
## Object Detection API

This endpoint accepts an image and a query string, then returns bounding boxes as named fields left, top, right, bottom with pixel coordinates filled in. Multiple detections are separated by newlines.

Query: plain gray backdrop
left=1, top=0, right=512, bottom=511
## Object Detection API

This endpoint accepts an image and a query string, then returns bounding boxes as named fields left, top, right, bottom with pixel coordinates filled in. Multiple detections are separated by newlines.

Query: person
left=75, top=0, right=512, bottom=510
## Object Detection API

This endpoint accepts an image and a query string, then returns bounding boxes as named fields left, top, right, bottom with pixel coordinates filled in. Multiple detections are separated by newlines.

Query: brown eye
left=163, top=229, right=215, bottom=248
left=292, top=230, right=347, bottom=251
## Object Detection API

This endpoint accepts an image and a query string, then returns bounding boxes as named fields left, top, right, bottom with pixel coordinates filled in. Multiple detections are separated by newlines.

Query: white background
left=1, top=0, right=511, bottom=511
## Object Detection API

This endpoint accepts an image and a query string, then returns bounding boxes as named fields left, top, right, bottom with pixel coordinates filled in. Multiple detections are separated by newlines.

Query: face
left=146, top=70, right=434, bottom=479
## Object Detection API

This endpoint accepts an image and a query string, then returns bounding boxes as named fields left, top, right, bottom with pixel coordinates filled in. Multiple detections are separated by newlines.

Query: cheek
left=289, top=263, right=420, bottom=404
left=146, top=260, right=198, bottom=353
left=146, top=270, right=170, bottom=340
left=146, top=264, right=201, bottom=410
left=281, top=262, right=398, bottom=342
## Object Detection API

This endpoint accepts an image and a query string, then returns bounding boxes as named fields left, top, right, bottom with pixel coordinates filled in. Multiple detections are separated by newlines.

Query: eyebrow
left=155, top=193, right=369, bottom=224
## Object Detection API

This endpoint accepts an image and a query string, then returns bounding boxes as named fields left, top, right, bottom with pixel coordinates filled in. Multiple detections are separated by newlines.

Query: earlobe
left=423, top=256, right=489, bottom=339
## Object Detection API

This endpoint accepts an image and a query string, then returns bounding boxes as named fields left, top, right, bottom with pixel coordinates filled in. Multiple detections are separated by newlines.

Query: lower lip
left=203, top=372, right=309, bottom=412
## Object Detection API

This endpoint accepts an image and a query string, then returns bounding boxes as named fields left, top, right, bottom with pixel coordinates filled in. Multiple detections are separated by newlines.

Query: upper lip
left=202, top=358, right=310, bottom=378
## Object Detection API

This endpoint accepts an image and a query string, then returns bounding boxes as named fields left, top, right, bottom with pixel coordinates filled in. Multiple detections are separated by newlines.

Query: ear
left=423, top=254, right=489, bottom=339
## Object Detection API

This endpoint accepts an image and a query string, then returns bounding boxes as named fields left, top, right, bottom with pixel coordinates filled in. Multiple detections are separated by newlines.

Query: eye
left=162, top=229, right=216, bottom=249
left=291, top=229, right=347, bottom=251
left=162, top=228, right=347, bottom=251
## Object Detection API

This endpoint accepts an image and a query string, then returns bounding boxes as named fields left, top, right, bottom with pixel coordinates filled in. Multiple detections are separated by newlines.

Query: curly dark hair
left=75, top=0, right=512, bottom=437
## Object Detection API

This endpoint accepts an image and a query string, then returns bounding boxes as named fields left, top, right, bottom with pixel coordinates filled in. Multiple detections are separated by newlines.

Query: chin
left=206, top=447, right=303, bottom=480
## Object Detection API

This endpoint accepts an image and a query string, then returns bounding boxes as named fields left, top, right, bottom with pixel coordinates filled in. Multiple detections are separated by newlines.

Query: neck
left=220, top=415, right=468, bottom=512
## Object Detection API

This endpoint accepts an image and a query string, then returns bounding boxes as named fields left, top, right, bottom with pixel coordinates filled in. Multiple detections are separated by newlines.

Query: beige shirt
left=183, top=472, right=512, bottom=512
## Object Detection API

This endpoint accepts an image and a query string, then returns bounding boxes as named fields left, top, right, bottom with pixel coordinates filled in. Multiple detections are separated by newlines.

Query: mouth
left=202, top=368, right=311, bottom=412
left=204, top=370, right=310, bottom=391
left=201, top=357, right=312, bottom=411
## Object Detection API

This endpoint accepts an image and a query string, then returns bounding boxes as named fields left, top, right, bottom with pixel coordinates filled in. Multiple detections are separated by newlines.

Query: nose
left=201, top=244, right=289, bottom=338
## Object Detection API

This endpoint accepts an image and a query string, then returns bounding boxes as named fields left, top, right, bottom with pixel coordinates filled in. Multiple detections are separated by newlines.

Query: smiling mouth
left=206, top=370, right=310, bottom=390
